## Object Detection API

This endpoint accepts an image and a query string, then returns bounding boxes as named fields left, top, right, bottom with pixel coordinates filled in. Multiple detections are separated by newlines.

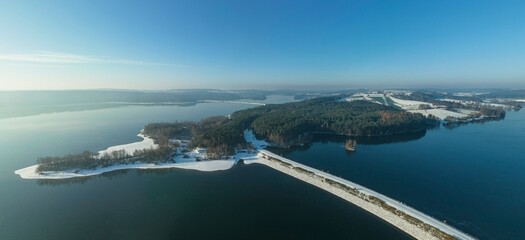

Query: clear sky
left=1, top=0, right=524, bottom=90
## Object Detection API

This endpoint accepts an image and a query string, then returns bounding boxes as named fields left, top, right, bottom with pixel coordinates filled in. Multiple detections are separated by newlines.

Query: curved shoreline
left=14, top=131, right=240, bottom=179
left=14, top=160, right=238, bottom=179
left=14, top=130, right=265, bottom=180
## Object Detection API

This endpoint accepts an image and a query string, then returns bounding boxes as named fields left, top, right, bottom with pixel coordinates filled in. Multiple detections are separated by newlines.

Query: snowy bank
left=15, top=128, right=273, bottom=180
left=98, top=132, right=158, bottom=157
left=15, top=130, right=242, bottom=179
left=243, top=129, right=270, bottom=149
left=14, top=160, right=238, bottom=179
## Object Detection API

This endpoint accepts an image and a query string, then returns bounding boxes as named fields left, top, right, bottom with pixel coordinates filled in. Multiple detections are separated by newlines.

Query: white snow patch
left=98, top=132, right=157, bottom=157
left=452, top=92, right=488, bottom=97
left=165, top=160, right=236, bottom=172
left=440, top=98, right=508, bottom=108
left=14, top=160, right=238, bottom=179
left=241, top=155, right=263, bottom=165
left=388, top=96, right=434, bottom=110
left=481, top=102, right=507, bottom=108
left=244, top=129, right=270, bottom=149
left=344, top=94, right=384, bottom=105
left=409, top=109, right=467, bottom=120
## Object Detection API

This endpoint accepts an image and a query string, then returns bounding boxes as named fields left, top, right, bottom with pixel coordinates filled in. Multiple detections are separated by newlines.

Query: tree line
left=36, top=146, right=173, bottom=173
left=246, top=97, right=435, bottom=146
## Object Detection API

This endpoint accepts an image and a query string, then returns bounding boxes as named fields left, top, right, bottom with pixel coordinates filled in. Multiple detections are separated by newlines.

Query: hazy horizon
left=1, top=85, right=525, bottom=92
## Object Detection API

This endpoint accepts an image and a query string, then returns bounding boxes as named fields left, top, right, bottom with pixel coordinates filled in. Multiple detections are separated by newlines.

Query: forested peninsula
left=31, top=96, right=438, bottom=172
left=150, top=96, right=437, bottom=154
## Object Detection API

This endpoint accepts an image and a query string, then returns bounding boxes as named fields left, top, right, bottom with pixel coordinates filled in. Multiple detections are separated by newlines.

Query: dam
left=255, top=149, right=476, bottom=240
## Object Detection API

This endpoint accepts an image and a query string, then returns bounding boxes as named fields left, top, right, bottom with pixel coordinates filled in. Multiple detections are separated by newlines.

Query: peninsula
left=15, top=94, right=511, bottom=178
left=17, top=96, right=439, bottom=178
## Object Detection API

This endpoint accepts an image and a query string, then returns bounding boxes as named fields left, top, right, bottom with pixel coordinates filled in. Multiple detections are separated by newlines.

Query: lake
left=271, top=109, right=525, bottom=240
left=0, top=97, right=412, bottom=240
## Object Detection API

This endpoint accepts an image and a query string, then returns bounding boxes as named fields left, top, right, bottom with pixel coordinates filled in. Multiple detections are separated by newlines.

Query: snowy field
left=409, top=109, right=467, bottom=120
left=344, top=93, right=387, bottom=106
left=388, top=96, right=482, bottom=120
left=440, top=98, right=508, bottom=108
left=388, top=96, right=434, bottom=110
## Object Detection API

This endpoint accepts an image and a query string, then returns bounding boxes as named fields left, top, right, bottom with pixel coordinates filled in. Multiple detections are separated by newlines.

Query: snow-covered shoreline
left=14, top=130, right=267, bottom=180
left=98, top=132, right=158, bottom=158
left=14, top=160, right=239, bottom=179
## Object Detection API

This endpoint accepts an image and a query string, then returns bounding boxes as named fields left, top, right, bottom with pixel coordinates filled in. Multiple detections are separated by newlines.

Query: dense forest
left=141, top=97, right=437, bottom=153
left=239, top=97, right=436, bottom=146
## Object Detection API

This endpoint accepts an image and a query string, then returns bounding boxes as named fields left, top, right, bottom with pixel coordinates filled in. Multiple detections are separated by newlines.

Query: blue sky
left=0, top=0, right=524, bottom=90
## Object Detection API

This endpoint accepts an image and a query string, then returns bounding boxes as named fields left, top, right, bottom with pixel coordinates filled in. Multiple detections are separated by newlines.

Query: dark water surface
left=271, top=110, right=525, bottom=240
left=0, top=101, right=411, bottom=240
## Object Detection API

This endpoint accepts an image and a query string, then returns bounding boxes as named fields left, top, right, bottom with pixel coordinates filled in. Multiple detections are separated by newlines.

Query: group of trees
left=143, top=115, right=252, bottom=158
left=479, top=106, right=506, bottom=119
left=132, top=147, right=172, bottom=164
left=189, top=112, right=266, bottom=156
left=144, top=122, right=195, bottom=142
left=35, top=145, right=173, bottom=173
left=246, top=97, right=434, bottom=146
left=37, top=151, right=99, bottom=172
left=181, top=96, right=436, bottom=149
left=184, top=96, right=438, bottom=150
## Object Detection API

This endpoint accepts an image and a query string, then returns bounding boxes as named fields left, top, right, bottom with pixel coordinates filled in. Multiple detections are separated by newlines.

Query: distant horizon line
left=0, top=87, right=523, bottom=92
